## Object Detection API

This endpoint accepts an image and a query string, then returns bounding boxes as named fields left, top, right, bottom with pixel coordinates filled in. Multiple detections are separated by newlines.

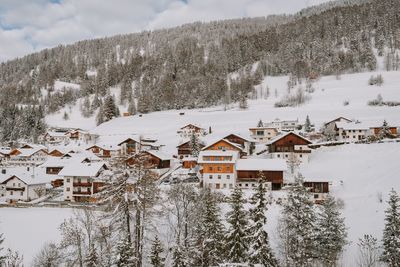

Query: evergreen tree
left=128, top=98, right=137, bottom=116
left=103, top=95, right=120, bottom=122
left=96, top=104, right=104, bottom=126
left=84, top=244, right=98, bottom=267
left=113, top=233, right=136, bottom=267
left=257, top=119, right=263, bottom=127
left=248, top=173, right=278, bottom=267
left=304, top=115, right=311, bottom=132
left=225, top=187, right=249, bottom=264
left=280, top=175, right=317, bottom=266
left=189, top=132, right=200, bottom=157
left=379, top=120, right=393, bottom=139
left=192, top=189, right=225, bottom=267
left=0, top=233, right=5, bottom=265
left=149, top=235, right=164, bottom=267
left=315, top=195, right=347, bottom=266
left=381, top=189, right=400, bottom=266
left=63, top=111, right=69, bottom=120
left=172, top=236, right=186, bottom=267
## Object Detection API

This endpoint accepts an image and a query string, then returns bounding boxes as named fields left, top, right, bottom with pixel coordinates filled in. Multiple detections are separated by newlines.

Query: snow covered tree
left=113, top=233, right=136, bottom=267
left=191, top=189, right=225, bottom=267
left=287, top=153, right=301, bottom=175
left=149, top=235, right=164, bottom=267
left=84, top=244, right=98, bottom=267
left=189, top=132, right=201, bottom=157
left=304, top=115, right=311, bottom=132
left=59, top=217, right=85, bottom=267
left=103, top=94, right=120, bottom=122
left=357, top=234, right=380, bottom=267
left=96, top=104, right=104, bottom=126
left=172, top=236, right=187, bottom=267
left=381, top=189, right=400, bottom=266
left=239, top=95, right=248, bottom=109
left=32, top=242, right=62, bottom=267
left=315, top=195, right=347, bottom=266
left=128, top=98, right=137, bottom=116
left=378, top=120, right=394, bottom=139
left=225, top=187, right=249, bottom=264
left=4, top=249, right=23, bottom=267
left=248, top=173, right=278, bottom=267
left=0, top=233, right=6, bottom=265
left=279, top=175, right=317, bottom=266
left=257, top=119, right=263, bottom=127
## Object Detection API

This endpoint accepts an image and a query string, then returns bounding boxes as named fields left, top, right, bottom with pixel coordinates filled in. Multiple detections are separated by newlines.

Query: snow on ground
left=0, top=207, right=73, bottom=265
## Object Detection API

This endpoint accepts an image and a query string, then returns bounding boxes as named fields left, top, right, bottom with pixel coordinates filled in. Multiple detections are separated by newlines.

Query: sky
left=0, top=0, right=332, bottom=62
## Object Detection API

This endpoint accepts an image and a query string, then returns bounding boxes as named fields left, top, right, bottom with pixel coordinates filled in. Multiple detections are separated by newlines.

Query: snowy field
left=0, top=207, right=72, bottom=265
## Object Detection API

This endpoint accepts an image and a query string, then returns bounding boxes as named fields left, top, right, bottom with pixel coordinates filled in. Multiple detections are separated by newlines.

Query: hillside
left=1, top=0, right=400, bottom=143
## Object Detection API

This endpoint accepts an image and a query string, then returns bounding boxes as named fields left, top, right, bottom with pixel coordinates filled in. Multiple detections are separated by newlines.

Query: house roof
left=11, top=148, right=48, bottom=157
left=145, top=150, right=171, bottom=161
left=45, top=131, right=68, bottom=138
left=0, top=166, right=55, bottom=185
left=180, top=123, right=204, bottom=130
left=335, top=121, right=370, bottom=130
left=202, top=138, right=244, bottom=151
left=58, top=161, right=108, bottom=177
left=42, top=152, right=101, bottom=168
left=266, top=132, right=313, bottom=145
left=86, top=143, right=121, bottom=151
left=236, top=159, right=287, bottom=171
left=324, top=117, right=352, bottom=126
left=223, top=133, right=256, bottom=143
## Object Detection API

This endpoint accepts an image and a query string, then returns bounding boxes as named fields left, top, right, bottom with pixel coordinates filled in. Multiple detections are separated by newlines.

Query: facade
left=126, top=150, right=171, bottom=169
left=42, top=131, right=68, bottom=144
left=304, top=181, right=329, bottom=203
left=202, top=138, right=245, bottom=157
left=118, top=138, right=140, bottom=156
left=177, top=140, right=205, bottom=158
left=267, top=132, right=312, bottom=162
left=335, top=122, right=369, bottom=142
left=86, top=144, right=121, bottom=159
left=6, top=148, right=49, bottom=167
left=177, top=124, right=206, bottom=139
left=60, top=162, right=108, bottom=202
left=324, top=117, right=352, bottom=133
left=223, top=134, right=255, bottom=156
left=198, top=150, right=239, bottom=190
left=249, top=127, right=279, bottom=143
left=264, top=118, right=300, bottom=132
left=236, top=159, right=287, bottom=190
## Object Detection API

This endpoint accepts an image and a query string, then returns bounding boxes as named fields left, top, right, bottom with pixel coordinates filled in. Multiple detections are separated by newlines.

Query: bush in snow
left=274, top=87, right=311, bottom=108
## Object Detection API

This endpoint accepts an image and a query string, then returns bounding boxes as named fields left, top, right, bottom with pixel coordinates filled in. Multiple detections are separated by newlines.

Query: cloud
left=0, top=0, right=332, bottom=62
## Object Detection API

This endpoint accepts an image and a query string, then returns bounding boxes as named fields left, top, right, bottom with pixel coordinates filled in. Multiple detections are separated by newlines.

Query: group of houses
left=0, top=117, right=397, bottom=204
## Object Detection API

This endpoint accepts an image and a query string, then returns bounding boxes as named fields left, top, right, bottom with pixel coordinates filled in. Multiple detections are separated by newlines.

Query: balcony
left=73, top=182, right=92, bottom=187
left=73, top=191, right=92, bottom=195
left=6, top=187, right=25, bottom=191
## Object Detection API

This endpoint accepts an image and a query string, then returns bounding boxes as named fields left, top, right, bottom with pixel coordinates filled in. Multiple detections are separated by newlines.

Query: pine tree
left=63, top=111, right=69, bottom=120
left=96, top=104, right=104, bottom=126
left=315, top=195, right=347, bottom=266
left=257, top=119, right=263, bottom=127
left=189, top=132, right=200, bottom=157
left=379, top=120, right=393, bottom=139
left=280, top=175, right=317, bottom=266
left=150, top=235, right=164, bottom=267
left=103, top=94, right=119, bottom=122
left=225, top=187, right=249, bottom=264
left=84, top=244, right=98, bottom=267
left=172, top=236, right=186, bottom=267
left=113, top=233, right=136, bottom=267
left=192, top=189, right=225, bottom=267
left=304, top=115, right=311, bottom=132
left=248, top=173, right=278, bottom=267
left=381, top=189, right=400, bottom=266
left=128, top=98, right=137, bottom=116
left=0, top=233, right=6, bottom=265
left=239, top=95, right=248, bottom=110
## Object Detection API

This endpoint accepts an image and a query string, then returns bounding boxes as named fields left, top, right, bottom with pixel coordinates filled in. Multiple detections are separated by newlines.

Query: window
left=300, top=154, right=303, bottom=158
left=277, top=154, right=280, bottom=158
left=227, top=175, right=230, bottom=179
left=66, top=187, right=70, bottom=192
left=66, top=178, right=70, bottom=183
left=13, top=183, right=15, bottom=186
left=20, top=191, right=23, bottom=196
left=229, top=184, right=233, bottom=189
left=314, top=194, right=319, bottom=199
left=223, top=184, right=227, bottom=188
left=218, top=175, right=221, bottom=179
left=238, top=183, right=242, bottom=187
left=217, top=166, right=222, bottom=171
left=10, top=191, right=13, bottom=195
left=285, top=154, right=288, bottom=158
left=208, top=166, right=213, bottom=171
left=245, top=184, right=249, bottom=187
left=256, top=130, right=264, bottom=136
left=18, top=183, right=21, bottom=187
left=252, top=184, right=256, bottom=187
left=226, top=166, right=231, bottom=171
left=209, top=175, right=213, bottom=179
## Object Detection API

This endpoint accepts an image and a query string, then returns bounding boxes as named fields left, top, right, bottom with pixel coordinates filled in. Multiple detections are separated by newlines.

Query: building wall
left=202, top=173, right=235, bottom=189
left=250, top=128, right=278, bottom=143
left=205, top=140, right=241, bottom=152
left=337, top=129, right=368, bottom=142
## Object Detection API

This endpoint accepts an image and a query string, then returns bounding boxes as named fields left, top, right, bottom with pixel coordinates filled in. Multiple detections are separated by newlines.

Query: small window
left=314, top=194, right=319, bottom=199
left=209, top=175, right=213, bottom=179
left=223, top=184, right=227, bottom=188
left=218, top=175, right=221, bottom=179
left=217, top=167, right=222, bottom=171
left=285, top=154, right=288, bottom=158
left=20, top=191, right=23, bottom=196
left=238, top=183, right=242, bottom=187
left=66, top=178, right=70, bottom=183
left=245, top=183, right=249, bottom=187
left=208, top=166, right=213, bottom=171
left=227, top=175, right=230, bottom=179
left=66, top=187, right=70, bottom=192
left=300, top=154, right=303, bottom=158
left=10, top=191, right=13, bottom=195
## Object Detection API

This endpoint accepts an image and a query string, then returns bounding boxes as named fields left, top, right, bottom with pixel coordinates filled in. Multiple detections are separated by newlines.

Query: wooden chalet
left=223, top=133, right=255, bottom=155
left=177, top=140, right=205, bottom=158
left=202, top=138, right=246, bottom=157
left=304, top=181, right=330, bottom=204
left=236, top=159, right=287, bottom=190
left=182, top=157, right=197, bottom=169
left=267, top=132, right=312, bottom=153
left=126, top=150, right=171, bottom=169
left=118, top=137, right=140, bottom=155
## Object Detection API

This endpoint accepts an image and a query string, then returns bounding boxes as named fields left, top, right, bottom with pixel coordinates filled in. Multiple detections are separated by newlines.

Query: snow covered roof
left=0, top=166, right=55, bottom=185
left=45, top=131, right=67, bottom=138
left=87, top=143, right=121, bottom=151
left=236, top=159, right=287, bottom=171
left=58, top=161, right=108, bottom=177
left=266, top=131, right=313, bottom=145
left=223, top=133, right=256, bottom=143
left=324, top=117, right=352, bottom=125
left=335, top=122, right=370, bottom=130
left=179, top=123, right=204, bottom=130
left=20, top=144, right=47, bottom=150
left=198, top=150, right=239, bottom=163
left=145, top=150, right=171, bottom=161
left=12, top=148, right=48, bottom=157
left=41, top=152, right=101, bottom=168
left=202, top=137, right=244, bottom=151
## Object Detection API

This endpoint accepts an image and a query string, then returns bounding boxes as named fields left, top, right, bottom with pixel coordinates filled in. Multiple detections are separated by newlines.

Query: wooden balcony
left=6, top=187, right=25, bottom=191
left=73, top=182, right=92, bottom=187
left=73, top=191, right=92, bottom=195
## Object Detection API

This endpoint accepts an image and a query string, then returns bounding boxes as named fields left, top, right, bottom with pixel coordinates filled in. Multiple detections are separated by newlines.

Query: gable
left=272, top=133, right=312, bottom=146
left=203, top=139, right=242, bottom=152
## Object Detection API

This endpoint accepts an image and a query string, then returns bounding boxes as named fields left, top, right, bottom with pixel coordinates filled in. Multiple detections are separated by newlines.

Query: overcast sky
left=0, top=0, right=332, bottom=62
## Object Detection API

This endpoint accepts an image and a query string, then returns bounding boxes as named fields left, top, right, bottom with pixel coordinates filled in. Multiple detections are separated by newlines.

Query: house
left=6, top=148, right=49, bottom=167
left=177, top=140, right=205, bottom=158
left=177, top=124, right=206, bottom=138
left=236, top=159, right=287, bottom=190
left=264, top=118, right=300, bottom=132
left=86, top=144, right=121, bottom=159
left=60, top=161, right=108, bottom=202
left=267, top=132, right=313, bottom=162
left=249, top=126, right=279, bottom=143
left=42, top=131, right=68, bottom=144
left=369, top=123, right=398, bottom=138
left=0, top=147, right=11, bottom=164
left=324, top=117, right=352, bottom=133
left=182, top=157, right=197, bottom=169
left=198, top=150, right=239, bottom=190
left=0, top=167, right=53, bottom=202
left=223, top=134, right=256, bottom=155
left=335, top=121, right=369, bottom=142
left=126, top=150, right=171, bottom=169
left=303, top=181, right=330, bottom=204
left=118, top=137, right=141, bottom=156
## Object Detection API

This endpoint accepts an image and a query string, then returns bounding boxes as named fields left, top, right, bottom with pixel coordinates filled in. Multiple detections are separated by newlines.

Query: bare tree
left=356, top=234, right=380, bottom=267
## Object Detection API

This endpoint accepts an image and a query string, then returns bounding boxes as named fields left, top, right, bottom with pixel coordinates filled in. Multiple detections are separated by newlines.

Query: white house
left=335, top=121, right=369, bottom=142
left=0, top=167, right=52, bottom=202
left=6, top=148, right=49, bottom=167
left=248, top=126, right=279, bottom=143
left=60, top=161, right=108, bottom=202
left=198, top=150, right=239, bottom=190
left=264, top=118, right=300, bottom=132
left=42, top=131, right=69, bottom=144
left=177, top=124, right=206, bottom=139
